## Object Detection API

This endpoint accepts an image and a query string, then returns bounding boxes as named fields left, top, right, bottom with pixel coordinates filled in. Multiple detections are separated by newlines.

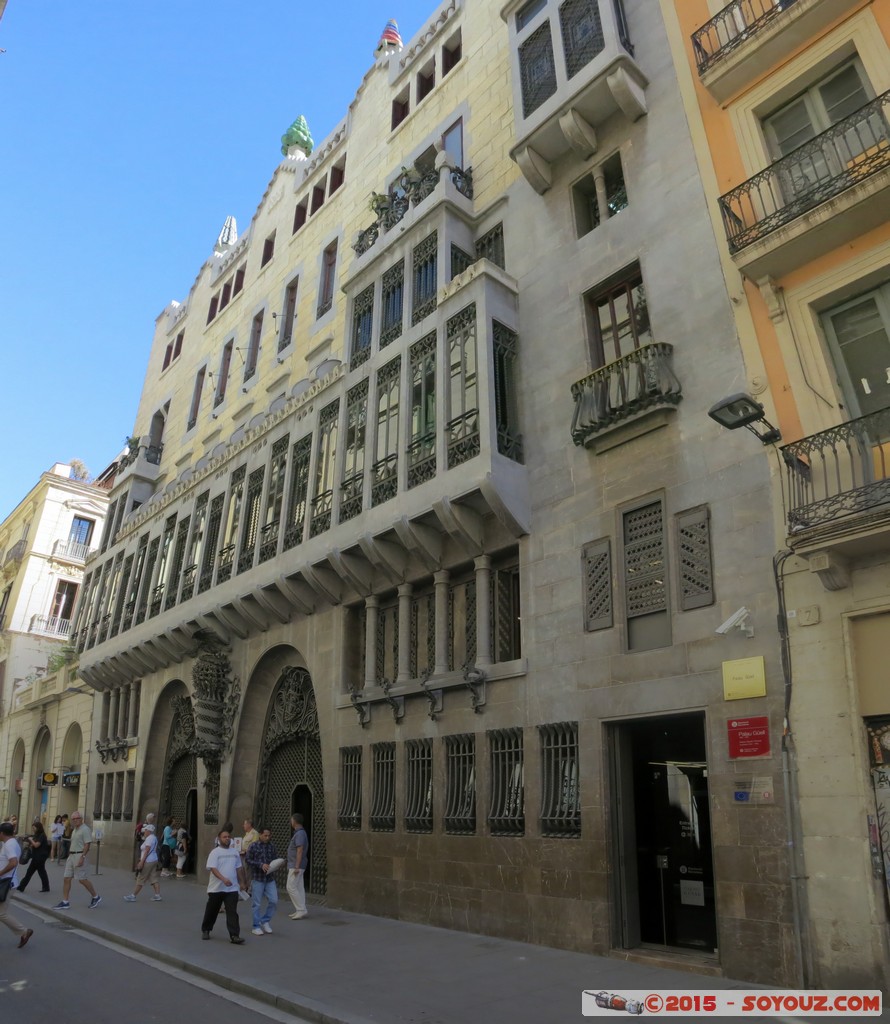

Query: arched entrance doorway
left=31, top=727, right=52, bottom=823
left=8, top=739, right=25, bottom=822
left=257, top=667, right=326, bottom=896
left=161, top=693, right=198, bottom=874
left=60, top=723, right=83, bottom=817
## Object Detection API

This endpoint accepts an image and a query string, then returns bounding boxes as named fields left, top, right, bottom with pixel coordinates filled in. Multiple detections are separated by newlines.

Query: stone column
left=364, top=596, right=379, bottom=689
left=397, top=583, right=413, bottom=684
left=594, top=168, right=608, bottom=226
left=117, top=684, right=130, bottom=736
left=101, top=691, right=111, bottom=740
left=128, top=681, right=140, bottom=736
left=474, top=555, right=493, bottom=668
left=108, top=688, right=120, bottom=739
left=434, top=570, right=450, bottom=675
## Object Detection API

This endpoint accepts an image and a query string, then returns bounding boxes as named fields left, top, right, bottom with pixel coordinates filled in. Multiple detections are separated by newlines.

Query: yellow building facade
left=664, top=0, right=890, bottom=989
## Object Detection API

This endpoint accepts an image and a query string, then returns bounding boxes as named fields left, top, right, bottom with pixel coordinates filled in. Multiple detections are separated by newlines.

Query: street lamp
left=707, top=392, right=781, bottom=445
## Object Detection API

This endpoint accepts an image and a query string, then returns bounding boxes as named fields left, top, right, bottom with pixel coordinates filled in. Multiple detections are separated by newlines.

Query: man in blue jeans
left=245, top=826, right=279, bottom=935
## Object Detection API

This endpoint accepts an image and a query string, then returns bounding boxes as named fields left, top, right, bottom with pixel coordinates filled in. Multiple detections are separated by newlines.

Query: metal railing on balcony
left=29, top=614, right=72, bottom=638
left=719, top=91, right=890, bottom=253
left=4, top=539, right=27, bottom=566
left=570, top=343, right=682, bottom=446
left=692, top=0, right=799, bottom=75
left=52, top=538, right=92, bottom=562
left=781, top=408, right=890, bottom=531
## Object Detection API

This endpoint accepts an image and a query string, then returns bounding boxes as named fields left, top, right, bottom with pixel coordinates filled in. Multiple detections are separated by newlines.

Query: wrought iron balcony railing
left=4, top=539, right=27, bottom=566
left=692, top=0, right=799, bottom=75
left=52, top=539, right=93, bottom=562
left=571, top=343, right=681, bottom=447
left=30, top=614, right=72, bottom=638
left=719, top=91, right=890, bottom=253
left=781, top=408, right=890, bottom=532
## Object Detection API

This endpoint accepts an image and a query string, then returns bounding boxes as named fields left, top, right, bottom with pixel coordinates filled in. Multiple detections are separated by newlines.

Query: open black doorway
left=610, top=712, right=717, bottom=954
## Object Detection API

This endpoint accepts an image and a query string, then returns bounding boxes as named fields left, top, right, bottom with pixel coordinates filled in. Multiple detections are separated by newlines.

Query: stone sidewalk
left=14, top=860, right=757, bottom=1023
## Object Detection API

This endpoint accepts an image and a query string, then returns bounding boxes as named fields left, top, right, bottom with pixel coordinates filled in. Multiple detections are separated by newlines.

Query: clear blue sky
left=0, top=1, right=432, bottom=521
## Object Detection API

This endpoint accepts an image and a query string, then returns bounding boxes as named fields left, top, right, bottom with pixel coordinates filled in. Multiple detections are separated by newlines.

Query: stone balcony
left=52, top=538, right=93, bottom=564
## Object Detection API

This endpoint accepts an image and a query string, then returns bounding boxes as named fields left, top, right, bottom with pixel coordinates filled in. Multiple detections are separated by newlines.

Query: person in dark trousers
left=201, top=827, right=247, bottom=944
left=16, top=821, right=51, bottom=893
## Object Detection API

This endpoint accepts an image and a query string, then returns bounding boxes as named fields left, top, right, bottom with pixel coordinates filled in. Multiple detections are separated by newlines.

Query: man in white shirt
left=0, top=820, right=33, bottom=948
left=201, top=827, right=247, bottom=943
left=124, top=823, right=162, bottom=901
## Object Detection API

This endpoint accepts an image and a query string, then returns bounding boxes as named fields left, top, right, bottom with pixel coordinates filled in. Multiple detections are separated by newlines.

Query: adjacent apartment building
left=664, top=0, right=890, bottom=990
left=72, top=0, right=802, bottom=984
left=0, top=462, right=109, bottom=823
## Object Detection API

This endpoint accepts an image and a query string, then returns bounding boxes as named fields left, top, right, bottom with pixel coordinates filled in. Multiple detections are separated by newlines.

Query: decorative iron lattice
left=238, top=468, right=265, bottom=574
left=216, top=544, right=235, bottom=584
left=488, top=728, right=524, bottom=835
left=570, top=343, right=682, bottom=447
left=124, top=769, right=135, bottom=821
left=446, top=303, right=479, bottom=469
left=337, top=746, right=362, bottom=830
left=258, top=521, right=279, bottom=563
left=375, top=600, right=399, bottom=683
left=412, top=232, right=438, bottom=326
left=450, top=166, right=473, bottom=200
left=199, top=494, right=224, bottom=593
left=447, top=412, right=480, bottom=468
left=309, top=493, right=332, bottom=537
left=623, top=501, right=666, bottom=619
left=583, top=538, right=613, bottom=631
left=449, top=578, right=476, bottom=672
left=162, top=694, right=198, bottom=835
left=407, top=434, right=436, bottom=487
left=492, top=565, right=521, bottom=662
left=381, top=192, right=410, bottom=232
left=93, top=775, right=104, bottom=820
left=405, top=738, right=433, bottom=833
left=780, top=407, right=890, bottom=531
left=380, top=260, right=404, bottom=347
left=353, top=222, right=379, bottom=257
left=692, top=0, right=794, bottom=74
left=409, top=591, right=435, bottom=677
left=408, top=332, right=437, bottom=488
left=444, top=733, right=476, bottom=835
left=492, top=320, right=523, bottom=463
left=539, top=721, right=581, bottom=837
left=165, top=516, right=190, bottom=610
left=475, top=223, right=505, bottom=269
left=519, top=21, right=557, bottom=118
left=257, top=667, right=326, bottom=896
left=350, top=285, right=374, bottom=370
left=284, top=435, right=313, bottom=549
left=134, top=536, right=159, bottom=626
left=340, top=380, right=368, bottom=523
left=675, top=506, right=714, bottom=611
left=719, top=90, right=890, bottom=253
left=451, top=243, right=474, bottom=279
left=370, top=742, right=395, bottom=832
left=371, top=454, right=398, bottom=506
left=182, top=492, right=208, bottom=601
left=559, top=0, right=604, bottom=78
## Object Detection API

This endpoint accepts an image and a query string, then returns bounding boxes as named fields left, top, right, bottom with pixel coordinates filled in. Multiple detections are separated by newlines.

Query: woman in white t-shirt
left=124, top=824, right=162, bottom=902
left=50, top=816, right=64, bottom=862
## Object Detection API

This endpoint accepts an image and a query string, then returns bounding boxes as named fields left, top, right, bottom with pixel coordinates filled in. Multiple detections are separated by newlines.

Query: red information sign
left=727, top=716, right=770, bottom=759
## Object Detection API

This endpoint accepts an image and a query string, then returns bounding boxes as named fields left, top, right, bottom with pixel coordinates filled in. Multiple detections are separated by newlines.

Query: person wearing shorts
left=124, top=823, right=162, bottom=902
left=53, top=812, right=101, bottom=910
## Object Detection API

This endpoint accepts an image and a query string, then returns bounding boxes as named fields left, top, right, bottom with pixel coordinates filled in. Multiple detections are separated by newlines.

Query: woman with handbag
left=17, top=821, right=51, bottom=893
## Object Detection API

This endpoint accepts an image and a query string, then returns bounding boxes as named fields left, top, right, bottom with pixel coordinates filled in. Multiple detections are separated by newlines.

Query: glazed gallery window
left=585, top=267, right=651, bottom=368
left=278, top=279, right=299, bottom=352
left=821, top=283, right=890, bottom=418
left=187, top=366, right=206, bottom=431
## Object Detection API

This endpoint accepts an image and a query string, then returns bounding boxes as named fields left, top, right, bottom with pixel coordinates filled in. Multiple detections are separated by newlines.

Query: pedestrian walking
left=286, top=813, right=309, bottom=920
left=201, top=827, right=246, bottom=944
left=174, top=820, right=190, bottom=877
left=53, top=811, right=101, bottom=910
left=16, top=821, right=51, bottom=893
left=0, top=821, right=33, bottom=948
left=124, top=823, right=162, bottom=901
left=50, top=815, right=64, bottom=862
left=245, top=826, right=279, bottom=935
left=160, top=817, right=176, bottom=876
left=59, top=814, right=71, bottom=862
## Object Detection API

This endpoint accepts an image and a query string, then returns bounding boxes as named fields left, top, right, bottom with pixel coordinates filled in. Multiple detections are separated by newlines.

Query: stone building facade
left=665, top=0, right=890, bottom=989
left=73, top=0, right=799, bottom=984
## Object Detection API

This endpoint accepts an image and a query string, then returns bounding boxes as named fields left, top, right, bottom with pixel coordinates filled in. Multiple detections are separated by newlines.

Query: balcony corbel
left=558, top=108, right=598, bottom=160
left=806, top=550, right=850, bottom=592
left=392, top=517, right=443, bottom=571
left=233, top=595, right=270, bottom=634
left=358, top=533, right=411, bottom=583
left=192, top=613, right=231, bottom=646
left=252, top=586, right=293, bottom=626
left=328, top=549, right=375, bottom=596
left=432, top=497, right=484, bottom=557
left=301, top=563, right=343, bottom=606
left=275, top=575, right=316, bottom=616
left=214, top=604, right=250, bottom=640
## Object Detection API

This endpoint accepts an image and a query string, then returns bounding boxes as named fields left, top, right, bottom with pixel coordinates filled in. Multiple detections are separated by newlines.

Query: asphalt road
left=0, top=904, right=310, bottom=1024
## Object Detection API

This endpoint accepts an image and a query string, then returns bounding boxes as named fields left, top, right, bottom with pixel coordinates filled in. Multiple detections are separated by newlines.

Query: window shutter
left=676, top=505, right=714, bottom=610
left=583, top=537, right=613, bottom=631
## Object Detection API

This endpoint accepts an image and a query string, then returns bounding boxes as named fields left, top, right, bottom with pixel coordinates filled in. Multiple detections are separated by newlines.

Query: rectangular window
left=293, top=200, right=308, bottom=233
left=338, top=747, right=362, bottom=830
left=488, top=728, right=524, bottom=835
left=517, top=0, right=546, bottom=30
left=374, top=597, right=399, bottom=683
left=412, top=232, right=438, bottom=325
left=586, top=266, right=651, bottom=368
left=492, top=320, right=523, bottom=463
left=475, top=223, right=505, bottom=268
left=232, top=266, right=246, bottom=296
left=329, top=163, right=345, bottom=194
left=151, top=515, right=177, bottom=617
left=317, top=240, right=338, bottom=318
left=675, top=506, right=714, bottom=611
left=821, top=284, right=890, bottom=418
left=446, top=303, right=479, bottom=469
left=350, top=284, right=374, bottom=370
left=519, top=21, right=558, bottom=117
left=259, top=435, right=289, bottom=563
left=215, top=340, right=234, bottom=407
left=373, top=357, right=401, bottom=506
left=442, top=30, right=462, bottom=74
left=102, top=772, right=113, bottom=819
left=573, top=152, right=628, bottom=237
left=370, top=742, right=396, bottom=832
left=380, top=260, right=404, bottom=347
left=492, top=560, right=522, bottom=662
left=392, top=87, right=410, bottom=130
left=217, top=465, right=246, bottom=585
left=70, top=516, right=94, bottom=547
left=279, top=279, right=299, bottom=352
left=311, top=183, right=326, bottom=214
left=49, top=580, right=79, bottom=622
left=408, top=332, right=437, bottom=488
left=417, top=61, right=435, bottom=102
left=181, top=491, right=208, bottom=602
left=261, top=232, right=276, bottom=267
left=164, top=515, right=190, bottom=610
left=340, top=381, right=368, bottom=523
left=237, top=467, right=265, bottom=574
left=94, top=775, right=105, bottom=820
left=244, top=311, right=264, bottom=382
left=623, top=498, right=670, bottom=651
left=310, top=401, right=339, bottom=537
left=448, top=576, right=476, bottom=671
left=122, top=535, right=147, bottom=630
left=283, top=435, right=313, bottom=549
left=559, top=0, right=604, bottom=79
left=187, top=366, right=206, bottom=431
left=405, top=738, right=433, bottom=833
left=207, top=294, right=219, bottom=324
left=442, top=120, right=463, bottom=170
left=124, top=770, right=135, bottom=821
left=111, top=554, right=133, bottom=636
left=444, top=734, right=476, bottom=834
left=539, top=722, right=581, bottom=836
left=112, top=771, right=124, bottom=820
left=219, top=281, right=232, bottom=310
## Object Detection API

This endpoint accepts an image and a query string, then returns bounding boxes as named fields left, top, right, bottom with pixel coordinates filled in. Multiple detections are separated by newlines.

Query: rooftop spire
left=374, top=19, right=403, bottom=57
left=214, top=215, right=238, bottom=254
left=281, top=115, right=314, bottom=159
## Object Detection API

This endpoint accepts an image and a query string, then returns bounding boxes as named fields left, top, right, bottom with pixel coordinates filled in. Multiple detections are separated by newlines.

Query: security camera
left=715, top=606, right=753, bottom=637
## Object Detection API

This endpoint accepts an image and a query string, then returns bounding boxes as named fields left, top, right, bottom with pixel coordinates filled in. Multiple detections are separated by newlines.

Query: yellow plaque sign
left=722, top=655, right=766, bottom=701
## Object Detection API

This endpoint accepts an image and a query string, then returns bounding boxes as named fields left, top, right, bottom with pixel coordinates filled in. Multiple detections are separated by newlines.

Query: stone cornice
left=396, top=0, right=461, bottom=79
